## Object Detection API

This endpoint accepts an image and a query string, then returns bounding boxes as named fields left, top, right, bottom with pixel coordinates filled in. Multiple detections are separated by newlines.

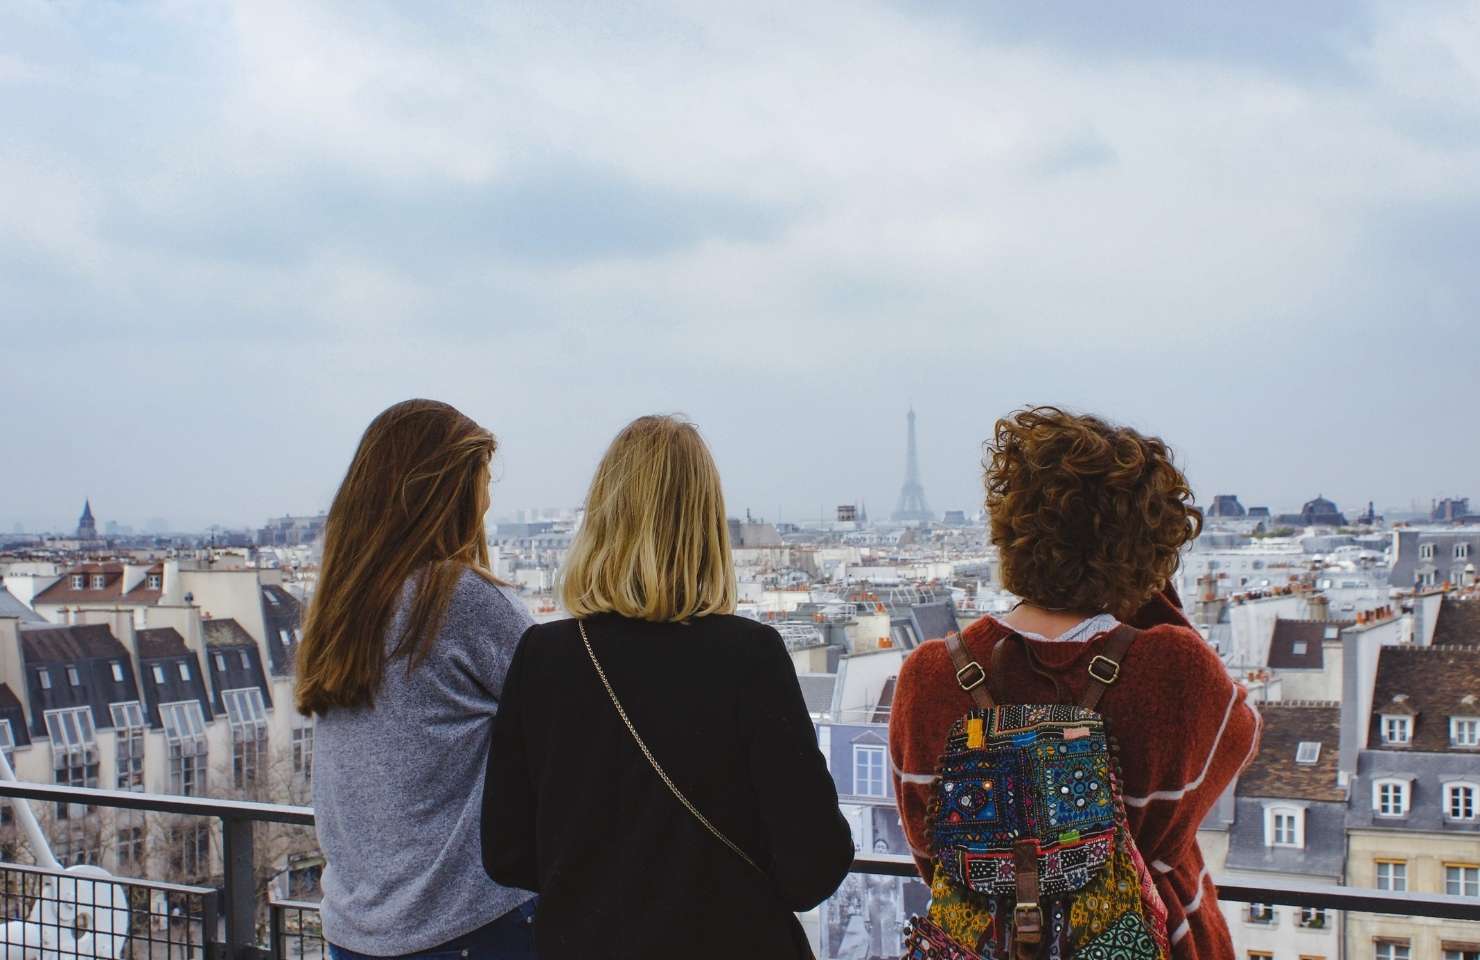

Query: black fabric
left=482, top=613, right=854, bottom=960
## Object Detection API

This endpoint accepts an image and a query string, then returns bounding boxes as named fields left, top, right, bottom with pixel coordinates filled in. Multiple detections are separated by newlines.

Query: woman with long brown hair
left=300, top=399, right=537, bottom=960
left=481, top=414, right=854, bottom=959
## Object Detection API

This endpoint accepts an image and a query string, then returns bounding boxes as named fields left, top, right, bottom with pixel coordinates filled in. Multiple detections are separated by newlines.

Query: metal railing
left=0, top=781, right=1476, bottom=960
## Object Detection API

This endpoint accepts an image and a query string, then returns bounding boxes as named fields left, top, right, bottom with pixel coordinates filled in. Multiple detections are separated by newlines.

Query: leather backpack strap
left=1078, top=623, right=1137, bottom=711
left=944, top=630, right=995, bottom=709
left=1012, top=839, right=1043, bottom=956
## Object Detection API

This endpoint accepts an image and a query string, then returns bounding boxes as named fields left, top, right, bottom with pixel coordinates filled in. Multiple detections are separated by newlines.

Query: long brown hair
left=296, top=399, right=497, bottom=716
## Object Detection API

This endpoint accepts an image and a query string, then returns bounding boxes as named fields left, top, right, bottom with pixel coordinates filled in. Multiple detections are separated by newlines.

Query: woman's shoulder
left=1127, top=622, right=1222, bottom=671
left=446, top=568, right=533, bottom=633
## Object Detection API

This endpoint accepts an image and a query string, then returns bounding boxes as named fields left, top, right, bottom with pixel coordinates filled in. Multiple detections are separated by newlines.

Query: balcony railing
left=1, top=780, right=1478, bottom=960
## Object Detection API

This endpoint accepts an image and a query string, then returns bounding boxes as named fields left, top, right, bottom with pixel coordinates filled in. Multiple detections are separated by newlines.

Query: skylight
left=1296, top=741, right=1321, bottom=765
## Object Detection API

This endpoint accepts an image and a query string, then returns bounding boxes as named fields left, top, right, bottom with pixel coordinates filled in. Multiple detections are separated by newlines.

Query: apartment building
left=1347, top=644, right=1480, bottom=959
left=0, top=559, right=315, bottom=892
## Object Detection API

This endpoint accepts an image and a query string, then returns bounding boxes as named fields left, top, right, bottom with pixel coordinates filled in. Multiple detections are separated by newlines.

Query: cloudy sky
left=2, top=1, right=1478, bottom=532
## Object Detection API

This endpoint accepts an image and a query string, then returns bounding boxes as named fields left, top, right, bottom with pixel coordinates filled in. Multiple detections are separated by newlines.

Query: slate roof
left=202, top=618, right=257, bottom=648
left=1226, top=797, right=1347, bottom=879
left=31, top=562, right=163, bottom=607
left=1237, top=701, right=1344, bottom=802
left=260, top=585, right=302, bottom=675
left=1266, top=619, right=1351, bottom=670
left=0, top=586, right=44, bottom=623
left=1351, top=749, right=1480, bottom=835
left=798, top=673, right=837, bottom=717
left=1433, top=594, right=1480, bottom=647
left=18, top=623, right=129, bottom=663
left=136, top=627, right=190, bottom=659
left=910, top=602, right=961, bottom=647
left=1367, top=645, right=1480, bottom=753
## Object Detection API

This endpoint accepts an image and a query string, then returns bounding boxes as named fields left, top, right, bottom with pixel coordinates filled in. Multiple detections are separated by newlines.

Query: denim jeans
left=328, top=899, right=538, bottom=960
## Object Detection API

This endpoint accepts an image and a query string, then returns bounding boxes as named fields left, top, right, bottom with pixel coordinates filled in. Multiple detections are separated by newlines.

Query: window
left=279, top=628, right=293, bottom=650
left=214, top=653, right=227, bottom=672
left=240, top=650, right=251, bottom=668
left=115, top=824, right=145, bottom=868
left=152, top=665, right=165, bottom=684
left=223, top=688, right=269, bottom=790
left=66, top=666, right=80, bottom=686
left=38, top=669, right=52, bottom=691
left=1381, top=715, right=1411, bottom=744
left=90, top=575, right=105, bottom=589
left=1447, top=864, right=1480, bottom=898
left=1297, top=907, right=1327, bottom=928
left=1376, top=944, right=1410, bottom=960
left=1447, top=783, right=1479, bottom=821
left=1453, top=717, right=1480, bottom=748
left=1374, top=779, right=1410, bottom=816
left=44, top=707, right=99, bottom=821
left=1296, top=741, right=1321, bottom=764
left=1459, top=543, right=1472, bottom=560
left=1248, top=952, right=1273, bottom=959
left=1376, top=859, right=1408, bottom=891
left=109, top=701, right=146, bottom=791
left=1421, top=543, right=1436, bottom=560
left=853, top=743, right=886, bottom=798
left=1246, top=903, right=1274, bottom=924
left=1264, top=805, right=1304, bottom=848
left=146, top=574, right=161, bottom=590
left=169, top=821, right=212, bottom=880
left=1273, top=811, right=1299, bottom=846
left=1291, top=640, right=1307, bottom=655
left=177, top=661, right=190, bottom=681
left=1444, top=949, right=1480, bottom=960
left=70, top=575, right=84, bottom=589
left=160, top=700, right=209, bottom=796
left=1324, top=625, right=1340, bottom=639
left=110, top=661, right=124, bottom=682
left=292, top=722, right=314, bottom=781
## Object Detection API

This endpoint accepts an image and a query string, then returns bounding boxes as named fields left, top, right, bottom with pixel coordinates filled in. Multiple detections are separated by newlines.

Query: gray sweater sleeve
left=446, top=573, right=535, bottom=701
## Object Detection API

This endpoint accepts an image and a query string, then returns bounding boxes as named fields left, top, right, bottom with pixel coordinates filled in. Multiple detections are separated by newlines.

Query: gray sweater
left=313, top=570, right=535, bottom=954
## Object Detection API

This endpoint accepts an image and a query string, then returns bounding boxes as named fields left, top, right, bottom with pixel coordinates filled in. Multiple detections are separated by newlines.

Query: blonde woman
left=482, top=415, right=853, bottom=959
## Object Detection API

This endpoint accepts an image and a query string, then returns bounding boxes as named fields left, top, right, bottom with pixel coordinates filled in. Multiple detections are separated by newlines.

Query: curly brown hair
left=984, top=406, right=1203, bottom=620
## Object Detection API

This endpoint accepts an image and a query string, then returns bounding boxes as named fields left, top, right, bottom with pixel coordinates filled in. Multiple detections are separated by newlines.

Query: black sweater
left=481, top=613, right=854, bottom=959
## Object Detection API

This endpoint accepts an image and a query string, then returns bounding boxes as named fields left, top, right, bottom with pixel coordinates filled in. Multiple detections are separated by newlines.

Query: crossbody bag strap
left=578, top=620, right=761, bottom=873
left=1078, top=623, right=1137, bottom=711
left=945, top=630, right=995, bottom=709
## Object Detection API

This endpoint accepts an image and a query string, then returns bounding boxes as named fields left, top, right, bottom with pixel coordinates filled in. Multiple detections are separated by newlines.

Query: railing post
left=222, top=815, right=258, bottom=960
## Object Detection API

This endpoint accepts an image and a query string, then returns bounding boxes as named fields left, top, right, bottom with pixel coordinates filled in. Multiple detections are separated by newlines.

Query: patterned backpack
left=901, top=626, right=1171, bottom=960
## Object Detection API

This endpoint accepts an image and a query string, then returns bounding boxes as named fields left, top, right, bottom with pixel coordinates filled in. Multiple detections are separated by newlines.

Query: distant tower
left=77, top=499, right=97, bottom=540
left=891, top=408, right=933, bottom=523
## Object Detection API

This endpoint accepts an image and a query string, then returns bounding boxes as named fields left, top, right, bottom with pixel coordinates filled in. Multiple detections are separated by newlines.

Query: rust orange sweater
left=888, top=591, right=1260, bottom=960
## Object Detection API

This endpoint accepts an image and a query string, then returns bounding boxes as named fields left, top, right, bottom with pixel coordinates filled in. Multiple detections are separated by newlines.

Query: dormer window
left=1445, top=782, right=1478, bottom=821
left=70, top=575, right=84, bottom=590
left=1375, top=778, right=1411, bottom=817
left=215, top=654, right=227, bottom=672
left=1382, top=714, right=1413, bottom=745
left=1454, top=717, right=1480, bottom=749
left=1459, top=543, right=1472, bottom=560
left=90, top=575, right=106, bottom=589
left=152, top=665, right=166, bottom=684
left=178, top=662, right=191, bottom=681
left=1264, top=804, right=1304, bottom=848
left=38, top=669, right=52, bottom=690
left=66, top=667, right=81, bottom=687
left=1296, top=741, right=1321, bottom=765
left=1421, top=543, right=1436, bottom=561
left=146, top=574, right=161, bottom=590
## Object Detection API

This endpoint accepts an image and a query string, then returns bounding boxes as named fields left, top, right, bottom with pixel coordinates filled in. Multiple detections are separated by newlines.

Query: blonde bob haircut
left=560, top=415, right=737, bottom=622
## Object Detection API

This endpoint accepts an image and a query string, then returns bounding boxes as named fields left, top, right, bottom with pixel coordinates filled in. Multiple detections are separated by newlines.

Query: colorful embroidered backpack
left=901, top=627, right=1171, bottom=960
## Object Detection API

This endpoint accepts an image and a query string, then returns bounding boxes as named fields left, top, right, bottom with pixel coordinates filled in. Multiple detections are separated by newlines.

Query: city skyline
left=3, top=1, right=1478, bottom=530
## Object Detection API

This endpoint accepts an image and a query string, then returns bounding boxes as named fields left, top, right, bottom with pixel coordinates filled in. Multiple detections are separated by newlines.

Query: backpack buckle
left=1088, top=655, right=1121, bottom=685
left=1013, top=902, right=1043, bottom=943
left=955, top=661, right=986, bottom=691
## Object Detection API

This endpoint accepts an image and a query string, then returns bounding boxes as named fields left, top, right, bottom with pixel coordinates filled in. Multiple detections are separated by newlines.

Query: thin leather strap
left=1012, top=838, right=1043, bottom=957
left=1078, top=624, right=1137, bottom=711
left=945, top=630, right=994, bottom=709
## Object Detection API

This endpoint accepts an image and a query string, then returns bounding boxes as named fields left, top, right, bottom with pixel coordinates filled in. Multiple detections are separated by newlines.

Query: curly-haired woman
left=889, top=407, right=1260, bottom=960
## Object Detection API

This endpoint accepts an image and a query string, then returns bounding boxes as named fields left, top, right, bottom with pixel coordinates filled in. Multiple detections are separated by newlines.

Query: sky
left=2, top=0, right=1478, bottom=532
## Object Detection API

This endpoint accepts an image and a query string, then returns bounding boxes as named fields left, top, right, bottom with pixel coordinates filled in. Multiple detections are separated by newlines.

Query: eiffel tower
left=891, top=407, right=933, bottom=523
